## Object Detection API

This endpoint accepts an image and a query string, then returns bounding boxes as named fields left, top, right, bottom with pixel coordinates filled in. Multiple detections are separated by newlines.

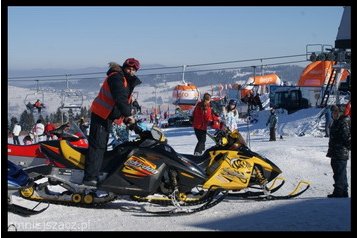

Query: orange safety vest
left=90, top=72, right=129, bottom=120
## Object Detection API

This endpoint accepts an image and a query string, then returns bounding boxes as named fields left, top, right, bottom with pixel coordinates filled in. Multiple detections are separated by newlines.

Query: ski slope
left=7, top=118, right=352, bottom=231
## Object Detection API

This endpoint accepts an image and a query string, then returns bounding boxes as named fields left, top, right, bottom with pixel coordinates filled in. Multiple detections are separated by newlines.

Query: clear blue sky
left=8, top=6, right=344, bottom=70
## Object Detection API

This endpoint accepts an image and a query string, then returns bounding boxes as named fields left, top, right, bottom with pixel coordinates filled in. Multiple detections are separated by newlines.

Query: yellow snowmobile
left=132, top=128, right=310, bottom=207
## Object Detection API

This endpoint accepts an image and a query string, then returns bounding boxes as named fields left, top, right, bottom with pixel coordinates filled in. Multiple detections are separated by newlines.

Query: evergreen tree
left=45, top=115, right=50, bottom=123
left=54, top=108, right=63, bottom=124
left=37, top=114, right=45, bottom=124
left=19, top=110, right=35, bottom=132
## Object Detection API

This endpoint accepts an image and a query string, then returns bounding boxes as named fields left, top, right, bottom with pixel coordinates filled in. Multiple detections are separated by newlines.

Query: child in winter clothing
left=222, top=99, right=240, bottom=132
left=23, top=134, right=33, bottom=145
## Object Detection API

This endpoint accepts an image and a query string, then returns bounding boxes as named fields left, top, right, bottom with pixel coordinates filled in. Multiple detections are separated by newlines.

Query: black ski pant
left=13, top=136, right=20, bottom=145
left=331, top=159, right=348, bottom=195
left=84, top=113, right=112, bottom=181
left=194, top=128, right=207, bottom=155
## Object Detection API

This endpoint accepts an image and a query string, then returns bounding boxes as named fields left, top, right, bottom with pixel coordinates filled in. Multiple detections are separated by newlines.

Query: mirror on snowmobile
left=150, top=126, right=167, bottom=143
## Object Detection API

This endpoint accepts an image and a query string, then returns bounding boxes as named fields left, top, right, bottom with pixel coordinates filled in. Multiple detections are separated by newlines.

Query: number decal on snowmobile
left=123, top=156, right=159, bottom=176
left=221, top=168, right=248, bottom=183
left=229, top=158, right=253, bottom=170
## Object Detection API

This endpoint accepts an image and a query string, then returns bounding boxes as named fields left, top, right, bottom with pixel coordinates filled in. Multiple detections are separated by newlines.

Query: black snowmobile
left=18, top=124, right=229, bottom=214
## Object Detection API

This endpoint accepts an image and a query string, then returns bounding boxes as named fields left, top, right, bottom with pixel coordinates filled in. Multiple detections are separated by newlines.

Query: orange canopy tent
left=297, top=61, right=349, bottom=87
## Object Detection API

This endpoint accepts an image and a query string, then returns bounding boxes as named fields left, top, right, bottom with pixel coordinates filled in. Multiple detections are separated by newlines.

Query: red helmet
left=123, top=58, right=140, bottom=71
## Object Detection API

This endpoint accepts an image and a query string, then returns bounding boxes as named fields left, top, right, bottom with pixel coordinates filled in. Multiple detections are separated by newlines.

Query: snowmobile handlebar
left=208, top=127, right=248, bottom=149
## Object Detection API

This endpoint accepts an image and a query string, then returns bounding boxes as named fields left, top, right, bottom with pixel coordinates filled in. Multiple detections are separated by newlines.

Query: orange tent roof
left=297, top=61, right=349, bottom=87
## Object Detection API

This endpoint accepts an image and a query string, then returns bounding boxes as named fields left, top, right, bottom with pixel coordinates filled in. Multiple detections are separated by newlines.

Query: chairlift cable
left=9, top=54, right=308, bottom=81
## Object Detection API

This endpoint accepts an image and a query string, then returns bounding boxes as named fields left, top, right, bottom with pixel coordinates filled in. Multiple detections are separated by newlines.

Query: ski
left=8, top=202, right=49, bottom=217
left=229, top=177, right=285, bottom=198
left=234, top=180, right=310, bottom=201
left=143, top=190, right=228, bottom=216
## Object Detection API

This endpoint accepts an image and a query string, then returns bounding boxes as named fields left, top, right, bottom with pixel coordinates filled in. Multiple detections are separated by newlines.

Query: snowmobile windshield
left=63, top=123, right=86, bottom=140
left=50, top=122, right=86, bottom=141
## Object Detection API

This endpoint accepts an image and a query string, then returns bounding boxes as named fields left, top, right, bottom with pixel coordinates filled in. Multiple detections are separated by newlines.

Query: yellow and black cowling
left=99, top=145, right=208, bottom=197
left=202, top=146, right=282, bottom=190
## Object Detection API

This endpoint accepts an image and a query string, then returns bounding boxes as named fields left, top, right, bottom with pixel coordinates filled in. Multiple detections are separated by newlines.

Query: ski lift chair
left=60, top=89, right=83, bottom=109
left=24, top=91, right=45, bottom=113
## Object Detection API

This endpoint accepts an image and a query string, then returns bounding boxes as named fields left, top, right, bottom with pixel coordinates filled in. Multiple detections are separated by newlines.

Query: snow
left=7, top=111, right=353, bottom=231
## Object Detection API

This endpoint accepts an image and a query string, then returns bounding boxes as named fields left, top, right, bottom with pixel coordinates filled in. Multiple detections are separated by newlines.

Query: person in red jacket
left=83, top=58, right=142, bottom=187
left=192, top=93, right=213, bottom=155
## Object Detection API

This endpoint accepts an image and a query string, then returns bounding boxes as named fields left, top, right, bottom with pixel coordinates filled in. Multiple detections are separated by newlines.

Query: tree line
left=8, top=106, right=91, bottom=135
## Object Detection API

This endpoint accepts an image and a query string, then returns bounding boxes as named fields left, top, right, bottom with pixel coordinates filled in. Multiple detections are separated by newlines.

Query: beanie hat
left=123, top=58, right=140, bottom=71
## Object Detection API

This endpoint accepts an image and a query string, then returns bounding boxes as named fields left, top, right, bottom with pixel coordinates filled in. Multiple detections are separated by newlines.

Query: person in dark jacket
left=192, top=93, right=213, bottom=155
left=83, top=58, right=142, bottom=186
left=266, top=108, right=278, bottom=141
left=78, top=117, right=89, bottom=136
left=326, top=105, right=351, bottom=198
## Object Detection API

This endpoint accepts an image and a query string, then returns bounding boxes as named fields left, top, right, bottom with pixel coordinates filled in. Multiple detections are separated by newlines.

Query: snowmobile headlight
left=221, top=137, right=228, bottom=146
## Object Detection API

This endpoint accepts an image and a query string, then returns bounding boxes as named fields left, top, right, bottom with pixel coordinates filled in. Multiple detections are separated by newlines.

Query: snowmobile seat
left=180, top=153, right=210, bottom=170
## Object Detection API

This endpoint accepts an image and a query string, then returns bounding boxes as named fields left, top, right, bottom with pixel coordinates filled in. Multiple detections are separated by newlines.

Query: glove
left=123, top=116, right=136, bottom=125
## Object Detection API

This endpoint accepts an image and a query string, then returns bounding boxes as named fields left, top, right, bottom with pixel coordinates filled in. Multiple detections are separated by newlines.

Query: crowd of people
left=9, top=116, right=91, bottom=145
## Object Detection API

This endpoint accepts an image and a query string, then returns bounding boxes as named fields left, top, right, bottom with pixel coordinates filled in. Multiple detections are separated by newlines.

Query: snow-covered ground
left=7, top=112, right=352, bottom=231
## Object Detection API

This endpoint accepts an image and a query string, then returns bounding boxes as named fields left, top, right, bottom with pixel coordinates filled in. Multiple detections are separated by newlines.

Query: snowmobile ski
left=8, top=200, right=49, bottom=216
left=228, top=177, right=285, bottom=198
left=233, top=180, right=310, bottom=200
left=142, top=189, right=228, bottom=216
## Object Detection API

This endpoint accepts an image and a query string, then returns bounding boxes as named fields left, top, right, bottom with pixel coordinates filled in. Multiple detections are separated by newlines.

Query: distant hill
left=7, top=64, right=306, bottom=119
left=8, top=64, right=304, bottom=91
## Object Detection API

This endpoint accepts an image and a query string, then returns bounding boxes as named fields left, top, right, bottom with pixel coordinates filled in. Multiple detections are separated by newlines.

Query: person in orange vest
left=83, top=58, right=142, bottom=187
